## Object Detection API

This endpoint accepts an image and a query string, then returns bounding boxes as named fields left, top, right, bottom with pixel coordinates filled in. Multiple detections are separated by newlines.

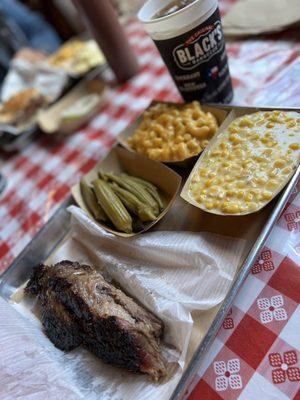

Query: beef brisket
left=26, top=260, right=167, bottom=381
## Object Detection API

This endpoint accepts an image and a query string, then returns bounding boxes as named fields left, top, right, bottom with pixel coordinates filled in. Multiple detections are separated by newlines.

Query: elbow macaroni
left=127, top=101, right=218, bottom=161
left=189, top=110, right=300, bottom=215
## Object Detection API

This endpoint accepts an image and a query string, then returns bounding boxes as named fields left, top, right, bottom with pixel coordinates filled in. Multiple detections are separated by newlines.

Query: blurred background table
left=0, top=0, right=299, bottom=399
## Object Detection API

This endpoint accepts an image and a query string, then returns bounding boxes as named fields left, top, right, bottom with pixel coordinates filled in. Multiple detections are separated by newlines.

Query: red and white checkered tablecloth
left=0, top=1, right=299, bottom=399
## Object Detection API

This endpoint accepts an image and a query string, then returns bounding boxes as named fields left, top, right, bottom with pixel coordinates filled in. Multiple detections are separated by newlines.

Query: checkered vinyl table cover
left=0, top=1, right=299, bottom=399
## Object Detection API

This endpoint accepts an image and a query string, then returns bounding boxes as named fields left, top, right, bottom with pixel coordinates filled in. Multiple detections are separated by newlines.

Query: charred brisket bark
left=25, top=260, right=167, bottom=381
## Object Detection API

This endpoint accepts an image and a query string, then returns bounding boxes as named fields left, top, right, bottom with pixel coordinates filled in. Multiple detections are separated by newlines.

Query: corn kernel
left=254, top=177, right=267, bottom=185
left=213, top=199, right=220, bottom=208
left=208, top=172, right=217, bottom=179
left=195, top=195, right=206, bottom=203
left=205, top=178, right=215, bottom=187
left=222, top=161, right=230, bottom=168
left=224, top=175, right=234, bottom=183
left=251, top=133, right=260, bottom=140
left=229, top=135, right=242, bottom=144
left=239, top=117, right=254, bottom=128
left=287, top=120, right=296, bottom=128
left=282, top=166, right=292, bottom=175
left=261, top=191, right=273, bottom=201
left=261, top=137, right=269, bottom=144
left=254, top=156, right=266, bottom=163
left=269, top=116, right=282, bottom=123
left=226, top=190, right=235, bottom=197
left=263, top=149, right=273, bottom=156
left=234, top=149, right=244, bottom=158
left=205, top=201, right=213, bottom=210
left=266, top=180, right=278, bottom=191
left=243, top=159, right=253, bottom=168
left=224, top=182, right=233, bottom=190
left=237, top=190, right=244, bottom=199
left=228, top=126, right=239, bottom=134
left=245, top=193, right=253, bottom=202
left=273, top=159, right=285, bottom=168
left=207, top=187, right=219, bottom=196
left=221, top=202, right=239, bottom=214
left=266, top=141, right=277, bottom=148
left=236, top=181, right=245, bottom=188
left=269, top=169, right=279, bottom=178
left=289, top=143, right=300, bottom=150
left=266, top=122, right=275, bottom=128
left=250, top=190, right=260, bottom=201
left=198, top=168, right=207, bottom=177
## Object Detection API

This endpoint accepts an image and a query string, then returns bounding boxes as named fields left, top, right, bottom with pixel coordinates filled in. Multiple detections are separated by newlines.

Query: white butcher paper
left=1, top=205, right=246, bottom=400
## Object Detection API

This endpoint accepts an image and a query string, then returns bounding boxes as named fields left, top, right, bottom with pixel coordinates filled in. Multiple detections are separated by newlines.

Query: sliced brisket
left=26, top=260, right=167, bottom=381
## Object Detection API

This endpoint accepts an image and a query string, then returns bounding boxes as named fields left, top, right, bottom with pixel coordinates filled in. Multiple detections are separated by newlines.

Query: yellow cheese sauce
left=189, top=110, right=300, bottom=215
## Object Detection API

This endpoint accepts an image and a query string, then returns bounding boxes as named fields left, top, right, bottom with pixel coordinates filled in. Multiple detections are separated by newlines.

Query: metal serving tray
left=0, top=106, right=299, bottom=400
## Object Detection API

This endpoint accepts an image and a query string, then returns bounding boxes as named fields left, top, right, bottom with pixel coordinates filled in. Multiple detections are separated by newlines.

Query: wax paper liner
left=1, top=204, right=246, bottom=400
left=1, top=59, right=68, bottom=103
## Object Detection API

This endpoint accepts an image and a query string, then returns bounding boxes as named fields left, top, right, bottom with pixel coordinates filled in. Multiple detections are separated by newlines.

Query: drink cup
left=138, top=0, right=233, bottom=103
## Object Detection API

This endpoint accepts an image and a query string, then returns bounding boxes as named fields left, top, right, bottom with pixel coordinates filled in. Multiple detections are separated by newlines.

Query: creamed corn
left=188, top=111, right=300, bottom=215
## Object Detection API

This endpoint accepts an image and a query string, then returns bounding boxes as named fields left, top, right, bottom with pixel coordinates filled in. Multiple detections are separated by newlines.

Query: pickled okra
left=80, top=178, right=107, bottom=221
left=92, top=179, right=132, bottom=233
left=101, top=173, right=160, bottom=216
left=120, top=174, right=164, bottom=211
left=121, top=173, right=157, bottom=191
left=110, top=182, right=157, bottom=222
left=78, top=171, right=164, bottom=233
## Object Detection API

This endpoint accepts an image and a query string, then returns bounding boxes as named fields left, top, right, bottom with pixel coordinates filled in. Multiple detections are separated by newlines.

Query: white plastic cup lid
left=138, top=0, right=218, bottom=40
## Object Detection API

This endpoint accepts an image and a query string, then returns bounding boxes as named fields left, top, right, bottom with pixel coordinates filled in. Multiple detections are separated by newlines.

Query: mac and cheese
left=128, top=101, right=218, bottom=162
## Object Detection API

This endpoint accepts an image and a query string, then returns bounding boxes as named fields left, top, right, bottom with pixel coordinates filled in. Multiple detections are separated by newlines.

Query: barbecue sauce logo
left=173, top=21, right=224, bottom=70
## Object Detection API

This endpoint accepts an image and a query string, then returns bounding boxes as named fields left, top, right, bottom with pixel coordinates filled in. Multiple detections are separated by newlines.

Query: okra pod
left=92, top=179, right=132, bottom=233
left=102, top=172, right=159, bottom=216
left=80, top=178, right=107, bottom=221
left=120, top=174, right=164, bottom=212
left=120, top=173, right=157, bottom=192
left=110, top=182, right=157, bottom=222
